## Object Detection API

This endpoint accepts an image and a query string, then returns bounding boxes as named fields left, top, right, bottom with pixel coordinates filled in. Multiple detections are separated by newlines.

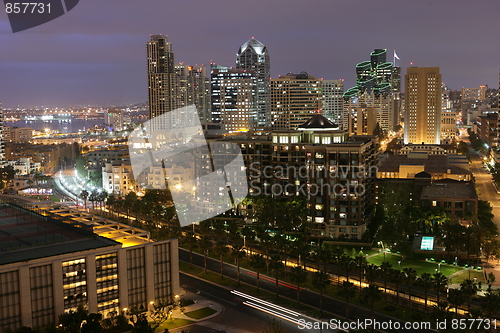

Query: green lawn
left=155, top=318, right=194, bottom=331
left=367, top=253, right=463, bottom=276
left=179, top=261, right=203, bottom=275
left=184, top=307, right=217, bottom=319
left=450, top=269, right=486, bottom=285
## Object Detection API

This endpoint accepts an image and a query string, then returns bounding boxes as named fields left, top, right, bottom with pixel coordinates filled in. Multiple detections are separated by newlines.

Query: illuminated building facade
left=343, top=49, right=400, bottom=131
left=404, top=67, right=442, bottom=144
left=0, top=203, right=179, bottom=332
left=322, top=79, right=344, bottom=124
left=236, top=38, right=270, bottom=128
left=210, top=65, right=256, bottom=133
left=270, top=72, right=322, bottom=130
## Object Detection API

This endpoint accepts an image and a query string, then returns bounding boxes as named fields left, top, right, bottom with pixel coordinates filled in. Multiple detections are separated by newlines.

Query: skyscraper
left=322, top=80, right=344, bottom=124
left=236, top=38, right=270, bottom=129
left=210, top=64, right=256, bottom=133
left=147, top=35, right=177, bottom=132
left=175, top=64, right=211, bottom=123
left=404, top=67, right=442, bottom=144
left=343, top=49, right=400, bottom=131
left=270, top=72, right=322, bottom=130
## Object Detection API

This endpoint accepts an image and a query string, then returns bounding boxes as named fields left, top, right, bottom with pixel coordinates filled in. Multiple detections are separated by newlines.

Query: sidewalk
left=165, top=290, right=224, bottom=332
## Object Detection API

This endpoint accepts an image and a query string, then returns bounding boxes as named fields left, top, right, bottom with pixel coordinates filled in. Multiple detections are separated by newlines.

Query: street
left=179, top=249, right=435, bottom=333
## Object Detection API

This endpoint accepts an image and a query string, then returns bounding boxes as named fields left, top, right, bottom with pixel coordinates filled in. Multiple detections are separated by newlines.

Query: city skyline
left=0, top=0, right=499, bottom=108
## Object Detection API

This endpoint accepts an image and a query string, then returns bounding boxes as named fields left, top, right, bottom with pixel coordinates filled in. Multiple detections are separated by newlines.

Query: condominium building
left=3, top=126, right=33, bottom=143
left=270, top=72, right=322, bottom=130
left=404, top=67, right=442, bottom=144
left=0, top=203, right=179, bottom=332
left=174, top=64, right=211, bottom=123
left=147, top=35, right=177, bottom=132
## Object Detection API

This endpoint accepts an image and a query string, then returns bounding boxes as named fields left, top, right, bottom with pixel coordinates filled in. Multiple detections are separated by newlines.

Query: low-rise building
left=420, top=179, right=478, bottom=221
left=0, top=202, right=179, bottom=332
left=378, top=153, right=471, bottom=181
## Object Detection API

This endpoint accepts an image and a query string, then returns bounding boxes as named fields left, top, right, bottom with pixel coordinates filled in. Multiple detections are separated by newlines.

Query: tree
left=79, top=189, right=89, bottom=210
left=199, top=236, right=212, bottom=274
left=380, top=261, right=392, bottom=300
left=249, top=254, right=267, bottom=292
left=183, top=231, right=197, bottom=268
left=311, top=270, right=330, bottom=315
left=432, top=272, right=448, bottom=304
left=480, top=290, right=499, bottom=320
left=355, top=252, right=367, bottom=293
left=360, top=285, right=383, bottom=324
left=403, top=267, right=418, bottom=309
left=214, top=239, right=228, bottom=279
left=365, top=264, right=380, bottom=285
left=231, top=244, right=246, bottom=286
left=289, top=266, right=308, bottom=307
left=269, top=255, right=284, bottom=300
left=390, top=269, right=405, bottom=307
left=448, top=288, right=466, bottom=319
left=418, top=272, right=434, bottom=312
left=460, top=278, right=481, bottom=314
left=338, top=281, right=356, bottom=320
left=339, top=255, right=353, bottom=283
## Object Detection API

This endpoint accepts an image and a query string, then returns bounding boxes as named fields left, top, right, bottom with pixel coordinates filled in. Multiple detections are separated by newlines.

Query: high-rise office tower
left=147, top=35, right=177, bottom=132
left=404, top=67, right=442, bottom=144
left=175, top=64, right=211, bottom=123
left=210, top=65, right=256, bottom=133
left=236, top=38, right=270, bottom=129
left=343, top=49, right=400, bottom=132
left=270, top=72, right=322, bottom=130
left=322, top=80, right=344, bottom=124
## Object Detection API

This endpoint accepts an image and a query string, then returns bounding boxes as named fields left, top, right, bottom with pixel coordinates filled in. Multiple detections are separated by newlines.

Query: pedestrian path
left=171, top=290, right=224, bottom=322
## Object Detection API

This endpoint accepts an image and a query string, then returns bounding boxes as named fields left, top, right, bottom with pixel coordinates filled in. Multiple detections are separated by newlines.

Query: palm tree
left=432, top=272, right=448, bottom=304
left=460, top=278, right=481, bottom=314
left=311, top=271, right=330, bottom=315
left=338, top=281, right=356, bottom=320
left=249, top=254, right=267, bottom=292
left=365, top=264, right=380, bottom=285
left=183, top=231, right=197, bottom=268
left=355, top=253, right=367, bottom=293
left=418, top=272, right=433, bottom=312
left=480, top=290, right=499, bottom=320
left=289, top=266, right=308, bottom=307
left=361, top=285, right=383, bottom=325
left=380, top=261, right=392, bottom=300
left=214, top=239, right=228, bottom=279
left=231, top=244, right=246, bottom=286
left=448, top=288, right=466, bottom=319
left=199, top=236, right=212, bottom=274
left=339, top=255, right=353, bottom=283
left=403, top=267, right=418, bottom=309
left=430, top=301, right=452, bottom=322
left=79, top=189, right=89, bottom=210
left=331, top=246, right=345, bottom=285
left=269, top=255, right=284, bottom=300
left=390, top=269, right=405, bottom=307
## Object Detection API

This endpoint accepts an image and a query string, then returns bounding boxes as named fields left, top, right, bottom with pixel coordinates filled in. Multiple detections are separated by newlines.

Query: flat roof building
left=0, top=203, right=179, bottom=331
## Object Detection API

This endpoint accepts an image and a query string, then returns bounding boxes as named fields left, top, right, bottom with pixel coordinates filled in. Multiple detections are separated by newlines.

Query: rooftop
left=298, top=114, right=339, bottom=130
left=0, top=203, right=118, bottom=265
left=378, top=154, right=471, bottom=175
left=421, top=180, right=477, bottom=199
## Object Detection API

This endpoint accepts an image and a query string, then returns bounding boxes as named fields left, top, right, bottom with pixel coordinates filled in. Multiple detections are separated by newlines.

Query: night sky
left=1, top=0, right=499, bottom=108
